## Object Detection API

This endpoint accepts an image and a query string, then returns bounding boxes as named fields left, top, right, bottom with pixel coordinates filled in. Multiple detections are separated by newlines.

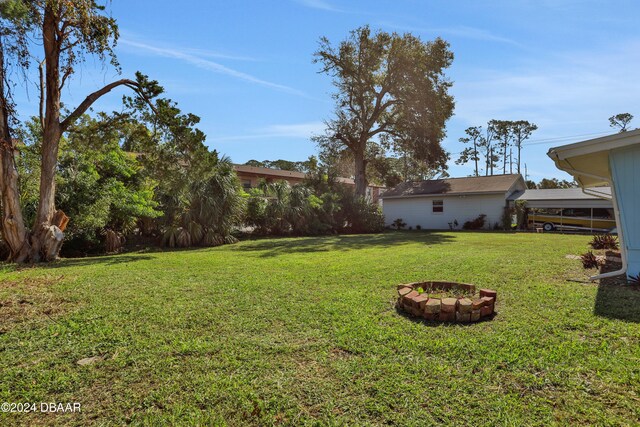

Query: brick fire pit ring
left=397, top=281, right=497, bottom=322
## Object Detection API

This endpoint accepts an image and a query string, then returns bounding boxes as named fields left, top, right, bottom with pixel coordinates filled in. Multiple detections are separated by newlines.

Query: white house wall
left=383, top=194, right=508, bottom=230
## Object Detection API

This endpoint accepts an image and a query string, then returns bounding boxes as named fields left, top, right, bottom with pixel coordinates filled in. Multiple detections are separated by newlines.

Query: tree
left=0, top=0, right=32, bottom=262
left=537, top=178, right=577, bottom=189
left=0, top=1, right=161, bottom=262
left=609, top=113, right=633, bottom=132
left=490, top=120, right=513, bottom=174
left=455, top=126, right=482, bottom=176
left=313, top=26, right=454, bottom=197
left=476, top=124, right=497, bottom=176
left=511, top=120, right=537, bottom=175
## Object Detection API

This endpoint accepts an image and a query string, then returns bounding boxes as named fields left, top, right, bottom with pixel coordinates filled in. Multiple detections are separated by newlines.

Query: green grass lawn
left=1, top=232, right=639, bottom=426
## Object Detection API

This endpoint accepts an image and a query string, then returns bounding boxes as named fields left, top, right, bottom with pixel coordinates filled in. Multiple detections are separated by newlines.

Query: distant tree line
left=243, top=159, right=314, bottom=173
left=455, top=120, right=538, bottom=177
left=525, top=178, right=577, bottom=189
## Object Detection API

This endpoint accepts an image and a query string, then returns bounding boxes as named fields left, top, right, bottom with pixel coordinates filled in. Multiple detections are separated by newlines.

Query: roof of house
left=383, top=174, right=523, bottom=198
left=233, top=164, right=307, bottom=179
left=508, top=187, right=611, bottom=201
left=547, top=128, right=640, bottom=187
left=233, top=164, right=386, bottom=188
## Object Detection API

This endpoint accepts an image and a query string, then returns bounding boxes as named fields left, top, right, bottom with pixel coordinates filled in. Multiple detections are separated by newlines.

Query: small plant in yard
left=416, top=225, right=422, bottom=230
left=581, top=251, right=600, bottom=269
left=462, top=214, right=486, bottom=230
left=448, top=219, right=459, bottom=230
left=392, top=218, right=407, bottom=230
left=628, top=273, right=640, bottom=286
left=590, top=234, right=619, bottom=250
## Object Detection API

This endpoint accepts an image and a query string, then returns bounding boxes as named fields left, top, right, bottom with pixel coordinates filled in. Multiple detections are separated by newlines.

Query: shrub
left=581, top=251, right=600, bottom=269
left=392, top=218, right=407, bottom=230
left=416, top=225, right=422, bottom=230
left=501, top=207, right=514, bottom=230
left=462, top=214, right=487, bottom=230
left=342, top=196, right=385, bottom=234
left=590, top=234, right=619, bottom=250
left=448, top=219, right=458, bottom=230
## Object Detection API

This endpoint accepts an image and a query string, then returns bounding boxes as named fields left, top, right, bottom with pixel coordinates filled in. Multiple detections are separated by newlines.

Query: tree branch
left=38, top=59, right=45, bottom=130
left=60, top=79, right=157, bottom=131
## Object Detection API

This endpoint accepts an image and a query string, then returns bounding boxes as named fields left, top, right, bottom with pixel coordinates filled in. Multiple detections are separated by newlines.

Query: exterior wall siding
left=383, top=193, right=508, bottom=230
left=610, top=145, right=640, bottom=277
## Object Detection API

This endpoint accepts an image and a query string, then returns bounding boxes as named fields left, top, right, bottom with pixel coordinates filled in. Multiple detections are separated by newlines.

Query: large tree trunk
left=0, top=37, right=30, bottom=262
left=353, top=146, right=368, bottom=198
left=30, top=5, right=64, bottom=262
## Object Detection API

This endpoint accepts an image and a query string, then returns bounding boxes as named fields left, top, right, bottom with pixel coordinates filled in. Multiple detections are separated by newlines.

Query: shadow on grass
left=594, top=282, right=640, bottom=323
left=42, top=254, right=155, bottom=269
left=235, top=231, right=456, bottom=258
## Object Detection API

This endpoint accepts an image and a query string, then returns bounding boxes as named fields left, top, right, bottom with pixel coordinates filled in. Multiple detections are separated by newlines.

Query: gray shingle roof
left=383, top=174, right=523, bottom=198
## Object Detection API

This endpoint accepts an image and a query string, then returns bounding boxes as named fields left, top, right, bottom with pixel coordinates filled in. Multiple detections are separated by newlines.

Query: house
left=233, top=164, right=386, bottom=203
left=548, top=129, right=640, bottom=280
left=382, top=174, right=526, bottom=229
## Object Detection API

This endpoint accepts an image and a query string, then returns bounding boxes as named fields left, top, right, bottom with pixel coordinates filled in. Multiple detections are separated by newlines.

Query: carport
left=508, top=188, right=614, bottom=232
left=548, top=129, right=640, bottom=281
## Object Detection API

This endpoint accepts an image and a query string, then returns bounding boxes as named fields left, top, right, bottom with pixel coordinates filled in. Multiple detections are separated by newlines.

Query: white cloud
left=379, top=22, right=521, bottom=46
left=212, top=121, right=326, bottom=142
left=293, top=0, right=341, bottom=12
left=119, top=39, right=306, bottom=97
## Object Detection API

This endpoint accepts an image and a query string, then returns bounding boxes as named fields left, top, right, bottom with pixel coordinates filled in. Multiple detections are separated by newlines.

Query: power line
left=523, top=130, right=611, bottom=146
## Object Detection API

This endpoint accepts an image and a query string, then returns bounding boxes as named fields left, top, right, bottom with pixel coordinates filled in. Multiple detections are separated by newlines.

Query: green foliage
left=391, top=218, right=407, bottom=230
left=313, top=26, right=454, bottom=194
left=15, top=116, right=161, bottom=255
left=462, top=214, right=487, bottom=230
left=535, top=178, right=578, bottom=189
left=590, top=234, right=619, bottom=250
left=500, top=208, right=513, bottom=230
left=609, top=113, right=633, bottom=132
left=243, top=159, right=313, bottom=172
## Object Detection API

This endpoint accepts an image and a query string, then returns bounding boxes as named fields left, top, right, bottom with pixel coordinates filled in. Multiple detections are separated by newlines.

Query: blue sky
left=13, top=0, right=640, bottom=180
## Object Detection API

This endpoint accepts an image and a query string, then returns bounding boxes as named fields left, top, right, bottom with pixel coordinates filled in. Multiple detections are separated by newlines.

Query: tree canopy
left=313, top=26, right=454, bottom=196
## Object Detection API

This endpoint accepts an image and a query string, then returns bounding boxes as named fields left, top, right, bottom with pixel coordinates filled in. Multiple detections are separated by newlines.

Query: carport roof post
left=547, top=129, right=640, bottom=281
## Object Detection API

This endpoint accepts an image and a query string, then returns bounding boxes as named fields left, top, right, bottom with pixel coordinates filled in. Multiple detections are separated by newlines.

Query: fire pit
left=396, top=281, right=497, bottom=322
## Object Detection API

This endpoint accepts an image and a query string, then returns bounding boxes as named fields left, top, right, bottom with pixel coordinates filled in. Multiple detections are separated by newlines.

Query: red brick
left=480, top=289, right=497, bottom=301
left=412, top=294, right=429, bottom=309
left=470, top=309, right=481, bottom=321
left=425, top=298, right=441, bottom=314
left=439, top=311, right=455, bottom=322
left=398, top=287, right=413, bottom=297
left=481, top=305, right=493, bottom=317
left=472, top=299, right=485, bottom=310
left=423, top=312, right=436, bottom=320
left=456, top=311, right=471, bottom=322
left=402, top=290, right=419, bottom=306
left=481, top=296, right=495, bottom=306
left=457, top=298, right=473, bottom=313
left=441, top=298, right=457, bottom=313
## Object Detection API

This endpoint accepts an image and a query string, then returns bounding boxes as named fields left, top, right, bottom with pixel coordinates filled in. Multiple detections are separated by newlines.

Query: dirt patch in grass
left=0, top=275, right=71, bottom=332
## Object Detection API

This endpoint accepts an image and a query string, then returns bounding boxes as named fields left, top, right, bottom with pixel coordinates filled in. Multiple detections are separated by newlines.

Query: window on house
left=432, top=200, right=444, bottom=213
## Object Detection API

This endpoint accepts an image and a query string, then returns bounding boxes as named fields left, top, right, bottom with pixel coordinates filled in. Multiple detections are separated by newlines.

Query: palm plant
left=161, top=156, right=244, bottom=247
